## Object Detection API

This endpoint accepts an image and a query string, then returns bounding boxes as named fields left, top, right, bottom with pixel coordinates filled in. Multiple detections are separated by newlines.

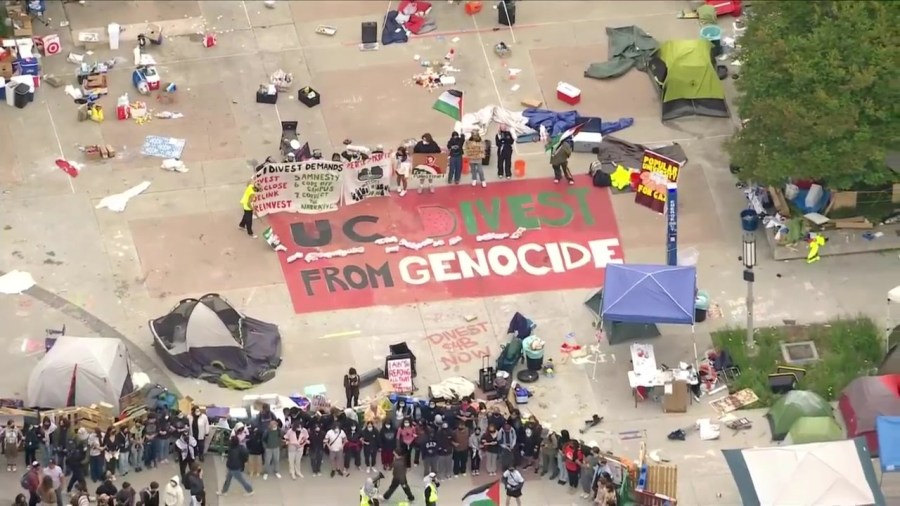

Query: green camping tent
left=767, top=390, right=833, bottom=441
left=647, top=39, right=729, bottom=121
left=786, top=416, right=845, bottom=444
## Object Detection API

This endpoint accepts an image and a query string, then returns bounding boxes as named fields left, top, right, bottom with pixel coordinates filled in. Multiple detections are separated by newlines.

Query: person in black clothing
left=24, top=424, right=41, bottom=467
left=343, top=368, right=361, bottom=408
left=307, top=424, right=325, bottom=477
left=138, top=481, right=160, bottom=506
left=344, top=424, right=363, bottom=473
left=413, top=133, right=442, bottom=194
left=245, top=427, right=264, bottom=477
left=446, top=131, right=465, bottom=184
left=184, top=462, right=206, bottom=505
left=495, top=126, right=515, bottom=179
left=361, top=422, right=379, bottom=473
left=66, top=441, right=87, bottom=493
left=382, top=448, right=415, bottom=502
left=218, top=437, right=253, bottom=496
left=378, top=421, right=396, bottom=471
left=96, top=478, right=117, bottom=498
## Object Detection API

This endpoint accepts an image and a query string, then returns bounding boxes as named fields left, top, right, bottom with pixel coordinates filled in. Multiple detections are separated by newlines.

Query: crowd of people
left=1, top=406, right=212, bottom=506
left=1, top=380, right=619, bottom=506
left=391, top=126, right=575, bottom=196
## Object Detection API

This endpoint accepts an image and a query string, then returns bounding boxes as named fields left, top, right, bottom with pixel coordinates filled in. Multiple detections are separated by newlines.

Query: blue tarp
left=601, top=264, right=697, bottom=325
left=521, top=109, right=634, bottom=140
left=382, top=11, right=409, bottom=45
left=876, top=416, right=900, bottom=472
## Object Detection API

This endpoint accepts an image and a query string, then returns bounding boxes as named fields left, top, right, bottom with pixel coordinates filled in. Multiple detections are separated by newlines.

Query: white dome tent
left=27, top=336, right=134, bottom=412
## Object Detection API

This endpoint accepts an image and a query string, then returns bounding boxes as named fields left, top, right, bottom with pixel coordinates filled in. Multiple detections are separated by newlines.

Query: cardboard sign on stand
left=386, top=357, right=413, bottom=393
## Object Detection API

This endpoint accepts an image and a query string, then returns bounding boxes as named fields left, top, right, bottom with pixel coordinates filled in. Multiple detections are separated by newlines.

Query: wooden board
left=769, top=186, right=791, bottom=217
left=647, top=463, right=678, bottom=500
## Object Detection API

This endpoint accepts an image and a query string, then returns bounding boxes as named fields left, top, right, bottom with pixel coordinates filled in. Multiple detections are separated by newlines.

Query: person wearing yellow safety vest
left=423, top=472, right=439, bottom=506
left=359, top=476, right=381, bottom=506
left=238, top=182, right=258, bottom=238
left=807, top=234, right=826, bottom=263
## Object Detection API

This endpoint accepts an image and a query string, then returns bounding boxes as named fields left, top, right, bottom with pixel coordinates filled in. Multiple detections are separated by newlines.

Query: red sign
left=634, top=150, right=682, bottom=213
left=267, top=179, right=623, bottom=314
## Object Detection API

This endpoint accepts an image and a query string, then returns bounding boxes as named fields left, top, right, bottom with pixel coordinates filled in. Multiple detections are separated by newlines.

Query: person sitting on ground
left=96, top=477, right=117, bottom=498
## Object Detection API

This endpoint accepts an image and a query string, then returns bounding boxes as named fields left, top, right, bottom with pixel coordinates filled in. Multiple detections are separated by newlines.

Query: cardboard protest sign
left=634, top=150, right=682, bottom=213
left=411, top=153, right=447, bottom=181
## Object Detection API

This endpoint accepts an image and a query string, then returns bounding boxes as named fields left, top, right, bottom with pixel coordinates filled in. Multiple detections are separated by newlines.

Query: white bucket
left=108, top=23, right=120, bottom=50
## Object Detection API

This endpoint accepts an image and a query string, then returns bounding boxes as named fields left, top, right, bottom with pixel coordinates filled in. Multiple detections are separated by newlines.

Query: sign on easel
left=386, top=357, right=413, bottom=393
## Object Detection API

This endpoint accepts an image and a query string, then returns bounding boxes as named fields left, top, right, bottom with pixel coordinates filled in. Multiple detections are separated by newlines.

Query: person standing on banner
left=238, top=181, right=258, bottom=238
left=495, top=126, right=515, bottom=179
left=413, top=133, right=441, bottom=194
left=446, top=131, right=464, bottom=184
left=465, top=132, right=487, bottom=187
left=344, top=368, right=361, bottom=408
left=395, top=146, right=411, bottom=197
left=550, top=138, right=575, bottom=184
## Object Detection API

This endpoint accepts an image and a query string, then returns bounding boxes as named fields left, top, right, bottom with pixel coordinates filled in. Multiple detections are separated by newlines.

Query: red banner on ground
left=267, top=179, right=623, bottom=314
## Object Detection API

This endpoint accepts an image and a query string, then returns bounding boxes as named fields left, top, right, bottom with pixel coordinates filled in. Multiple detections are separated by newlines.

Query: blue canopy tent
left=876, top=416, right=900, bottom=478
left=598, top=264, right=698, bottom=369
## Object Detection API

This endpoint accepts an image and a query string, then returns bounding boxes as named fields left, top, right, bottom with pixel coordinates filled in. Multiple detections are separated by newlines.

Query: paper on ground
left=95, top=181, right=151, bottom=212
left=0, top=270, right=36, bottom=294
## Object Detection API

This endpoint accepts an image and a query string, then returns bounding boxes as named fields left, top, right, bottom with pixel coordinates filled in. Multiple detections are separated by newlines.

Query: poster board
left=386, top=357, right=413, bottom=393
left=343, top=151, right=394, bottom=205
left=635, top=150, right=683, bottom=213
left=253, top=160, right=344, bottom=216
left=411, top=153, right=447, bottom=181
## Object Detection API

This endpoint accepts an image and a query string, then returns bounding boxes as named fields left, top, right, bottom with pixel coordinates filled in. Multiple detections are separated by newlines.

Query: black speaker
left=361, top=21, right=377, bottom=44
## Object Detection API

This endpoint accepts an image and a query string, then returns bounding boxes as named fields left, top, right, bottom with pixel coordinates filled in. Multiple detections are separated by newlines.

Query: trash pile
left=410, top=49, right=459, bottom=90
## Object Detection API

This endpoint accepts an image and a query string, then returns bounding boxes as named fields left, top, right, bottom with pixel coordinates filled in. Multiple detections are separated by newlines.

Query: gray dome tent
left=149, top=294, right=282, bottom=386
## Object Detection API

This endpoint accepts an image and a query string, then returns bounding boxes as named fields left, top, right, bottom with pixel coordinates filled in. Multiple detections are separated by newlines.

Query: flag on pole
left=462, top=480, right=501, bottom=506
left=546, top=122, right=586, bottom=154
left=433, top=89, right=463, bottom=121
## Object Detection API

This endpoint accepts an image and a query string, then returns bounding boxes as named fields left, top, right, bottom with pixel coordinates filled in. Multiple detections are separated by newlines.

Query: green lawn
left=711, top=316, right=885, bottom=407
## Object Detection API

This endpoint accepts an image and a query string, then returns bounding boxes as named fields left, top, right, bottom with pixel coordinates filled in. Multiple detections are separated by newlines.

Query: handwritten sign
left=411, top=153, right=447, bottom=181
left=253, top=160, right=344, bottom=216
left=426, top=322, right=490, bottom=371
left=634, top=150, right=682, bottom=213
left=343, top=151, right=394, bottom=205
left=387, top=357, right=413, bottom=393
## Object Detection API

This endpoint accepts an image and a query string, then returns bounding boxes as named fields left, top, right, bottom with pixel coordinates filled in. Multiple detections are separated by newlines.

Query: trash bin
left=13, top=84, right=30, bottom=109
left=694, top=290, right=710, bottom=323
left=4, top=82, right=16, bottom=107
left=700, top=25, right=723, bottom=58
left=740, top=209, right=759, bottom=232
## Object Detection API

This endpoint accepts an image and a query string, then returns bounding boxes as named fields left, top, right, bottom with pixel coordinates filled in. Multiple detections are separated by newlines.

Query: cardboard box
left=520, top=98, right=542, bottom=108
left=178, top=395, right=195, bottom=414
left=662, top=380, right=689, bottom=413
left=0, top=60, right=13, bottom=80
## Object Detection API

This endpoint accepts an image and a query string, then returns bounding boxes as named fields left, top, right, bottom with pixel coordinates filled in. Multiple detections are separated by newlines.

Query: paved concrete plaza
left=1, top=1, right=899, bottom=504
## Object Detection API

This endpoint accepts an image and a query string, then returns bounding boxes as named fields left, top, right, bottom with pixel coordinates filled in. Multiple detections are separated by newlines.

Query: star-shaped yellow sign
left=611, top=164, right=632, bottom=190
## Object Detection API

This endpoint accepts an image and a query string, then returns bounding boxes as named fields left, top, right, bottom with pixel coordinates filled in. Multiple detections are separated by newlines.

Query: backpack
left=20, top=471, right=32, bottom=490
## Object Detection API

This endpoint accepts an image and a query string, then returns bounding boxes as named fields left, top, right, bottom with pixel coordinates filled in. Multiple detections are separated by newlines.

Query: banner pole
left=499, top=0, right=517, bottom=44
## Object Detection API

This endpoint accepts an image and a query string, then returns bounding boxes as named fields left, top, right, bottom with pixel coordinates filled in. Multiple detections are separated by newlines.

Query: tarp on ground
left=767, top=390, right=832, bottom=441
left=785, top=416, right=844, bottom=445
left=522, top=109, right=581, bottom=138
left=600, top=264, right=696, bottom=325
left=585, top=26, right=659, bottom=79
left=722, top=438, right=886, bottom=506
left=594, top=136, right=688, bottom=170
left=382, top=11, right=409, bottom=45
left=876, top=416, right=900, bottom=473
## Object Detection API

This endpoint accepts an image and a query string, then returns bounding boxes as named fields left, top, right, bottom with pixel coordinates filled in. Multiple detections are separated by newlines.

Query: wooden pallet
left=646, top=463, right=678, bottom=501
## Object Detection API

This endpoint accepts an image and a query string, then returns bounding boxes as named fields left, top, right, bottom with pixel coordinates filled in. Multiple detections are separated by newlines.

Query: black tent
left=149, top=294, right=282, bottom=386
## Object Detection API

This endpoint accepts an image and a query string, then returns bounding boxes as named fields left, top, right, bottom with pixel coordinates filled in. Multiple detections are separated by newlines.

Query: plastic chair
left=514, top=159, right=526, bottom=177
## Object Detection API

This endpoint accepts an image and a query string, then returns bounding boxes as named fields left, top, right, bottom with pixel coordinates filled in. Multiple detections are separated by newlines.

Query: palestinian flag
left=462, top=480, right=501, bottom=506
left=433, top=89, right=463, bottom=121
left=547, top=122, right=586, bottom=154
